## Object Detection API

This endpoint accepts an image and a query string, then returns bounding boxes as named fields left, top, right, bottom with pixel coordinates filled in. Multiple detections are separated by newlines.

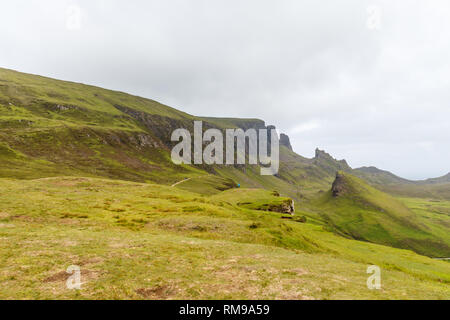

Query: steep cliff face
left=279, top=133, right=293, bottom=151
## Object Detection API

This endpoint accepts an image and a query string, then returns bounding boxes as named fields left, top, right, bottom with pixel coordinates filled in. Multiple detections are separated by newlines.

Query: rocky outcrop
left=331, top=172, right=347, bottom=197
left=279, top=133, right=293, bottom=151
left=127, top=133, right=162, bottom=149
left=55, top=104, right=79, bottom=111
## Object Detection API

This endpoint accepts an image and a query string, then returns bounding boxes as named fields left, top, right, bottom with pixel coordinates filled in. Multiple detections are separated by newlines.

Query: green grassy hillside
left=313, top=172, right=450, bottom=257
left=422, top=173, right=450, bottom=184
left=353, top=166, right=450, bottom=202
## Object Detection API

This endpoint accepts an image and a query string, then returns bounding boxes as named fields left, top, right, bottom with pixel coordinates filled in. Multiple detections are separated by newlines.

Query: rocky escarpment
left=279, top=133, right=293, bottom=151
left=114, top=104, right=280, bottom=149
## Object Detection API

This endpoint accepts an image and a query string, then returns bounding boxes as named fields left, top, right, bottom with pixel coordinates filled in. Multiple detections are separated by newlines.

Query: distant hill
left=0, top=67, right=272, bottom=184
left=355, top=166, right=450, bottom=186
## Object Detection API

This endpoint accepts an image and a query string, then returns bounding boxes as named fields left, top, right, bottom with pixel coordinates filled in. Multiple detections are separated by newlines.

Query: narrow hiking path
left=171, top=174, right=213, bottom=188
left=171, top=178, right=192, bottom=187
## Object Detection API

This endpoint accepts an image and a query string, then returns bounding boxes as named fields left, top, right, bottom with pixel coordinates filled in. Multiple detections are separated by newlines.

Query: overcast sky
left=1, top=0, right=449, bottom=179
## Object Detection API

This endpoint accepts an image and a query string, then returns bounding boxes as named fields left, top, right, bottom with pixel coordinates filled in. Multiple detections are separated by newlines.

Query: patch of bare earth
left=135, top=284, right=178, bottom=299
left=203, top=255, right=314, bottom=299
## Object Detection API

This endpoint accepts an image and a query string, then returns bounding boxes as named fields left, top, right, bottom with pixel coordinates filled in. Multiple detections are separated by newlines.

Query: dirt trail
left=171, top=178, right=192, bottom=187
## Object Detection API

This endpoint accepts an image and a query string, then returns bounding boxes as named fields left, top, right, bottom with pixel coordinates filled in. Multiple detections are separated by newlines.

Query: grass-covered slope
left=2, top=66, right=448, bottom=203
left=0, top=68, right=192, bottom=121
left=170, top=174, right=237, bottom=196
left=314, top=172, right=450, bottom=257
left=0, top=177, right=448, bottom=299
left=0, top=67, right=203, bottom=183
left=353, top=166, right=450, bottom=200
left=213, top=188, right=294, bottom=215
left=355, top=166, right=450, bottom=187
left=0, top=67, right=351, bottom=199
